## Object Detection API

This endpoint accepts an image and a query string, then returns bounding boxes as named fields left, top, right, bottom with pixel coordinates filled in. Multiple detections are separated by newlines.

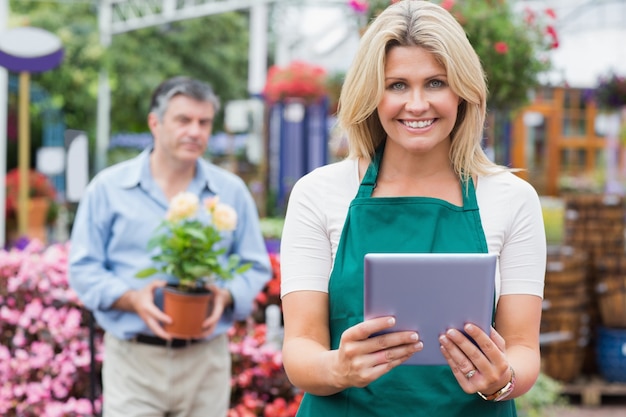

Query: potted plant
left=136, top=191, right=250, bottom=338
left=262, top=60, right=328, bottom=105
left=594, top=72, right=626, bottom=110
left=4, top=168, right=59, bottom=245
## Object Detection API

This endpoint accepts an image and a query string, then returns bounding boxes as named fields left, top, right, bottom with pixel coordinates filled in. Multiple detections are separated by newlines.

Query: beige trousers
left=102, top=332, right=231, bottom=417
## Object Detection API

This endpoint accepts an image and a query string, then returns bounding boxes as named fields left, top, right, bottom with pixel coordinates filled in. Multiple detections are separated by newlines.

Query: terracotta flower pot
left=162, top=284, right=214, bottom=339
left=26, top=197, right=50, bottom=243
left=7, top=197, right=50, bottom=245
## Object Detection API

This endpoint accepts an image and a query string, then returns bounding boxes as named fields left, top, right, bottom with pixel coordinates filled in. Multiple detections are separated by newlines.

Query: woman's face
left=377, top=46, right=460, bottom=155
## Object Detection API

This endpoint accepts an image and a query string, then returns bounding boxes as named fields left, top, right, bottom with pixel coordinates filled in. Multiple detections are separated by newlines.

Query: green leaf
left=135, top=267, right=158, bottom=278
left=235, top=263, right=252, bottom=274
left=185, top=227, right=210, bottom=242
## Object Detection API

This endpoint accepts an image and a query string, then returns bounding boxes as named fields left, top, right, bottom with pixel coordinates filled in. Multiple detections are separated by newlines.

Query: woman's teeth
left=403, top=119, right=434, bottom=128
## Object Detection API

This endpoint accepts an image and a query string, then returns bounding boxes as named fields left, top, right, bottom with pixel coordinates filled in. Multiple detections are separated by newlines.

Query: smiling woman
left=279, top=2, right=546, bottom=416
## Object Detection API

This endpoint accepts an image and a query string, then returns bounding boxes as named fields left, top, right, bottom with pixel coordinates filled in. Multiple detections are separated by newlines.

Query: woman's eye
left=389, top=82, right=405, bottom=90
left=429, top=79, right=444, bottom=88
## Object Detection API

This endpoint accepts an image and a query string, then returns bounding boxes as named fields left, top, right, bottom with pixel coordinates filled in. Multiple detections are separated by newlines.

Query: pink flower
left=545, top=8, right=556, bottom=20
left=441, top=0, right=455, bottom=11
left=545, top=25, right=559, bottom=49
left=64, top=397, right=95, bottom=415
left=43, top=402, right=66, bottom=417
left=494, top=41, right=509, bottom=54
left=203, top=196, right=219, bottom=211
left=0, top=305, right=19, bottom=323
left=348, top=0, right=369, bottom=14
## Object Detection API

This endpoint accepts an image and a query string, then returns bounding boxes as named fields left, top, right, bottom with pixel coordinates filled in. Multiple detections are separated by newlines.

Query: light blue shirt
left=68, top=147, right=272, bottom=340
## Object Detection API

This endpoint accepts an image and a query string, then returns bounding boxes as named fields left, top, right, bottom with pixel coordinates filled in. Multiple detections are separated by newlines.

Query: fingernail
left=414, top=342, right=423, bottom=350
left=388, top=317, right=395, bottom=325
left=410, top=333, right=419, bottom=341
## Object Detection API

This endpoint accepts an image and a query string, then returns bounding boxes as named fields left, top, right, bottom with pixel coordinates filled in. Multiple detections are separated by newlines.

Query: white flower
left=166, top=192, right=199, bottom=222
left=212, top=203, right=237, bottom=231
left=203, top=196, right=219, bottom=212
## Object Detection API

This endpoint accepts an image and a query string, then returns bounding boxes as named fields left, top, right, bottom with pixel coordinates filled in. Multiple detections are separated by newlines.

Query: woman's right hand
left=333, top=316, right=423, bottom=388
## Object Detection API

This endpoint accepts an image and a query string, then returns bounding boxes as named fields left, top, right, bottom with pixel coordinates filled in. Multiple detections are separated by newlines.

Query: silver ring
left=465, top=369, right=477, bottom=379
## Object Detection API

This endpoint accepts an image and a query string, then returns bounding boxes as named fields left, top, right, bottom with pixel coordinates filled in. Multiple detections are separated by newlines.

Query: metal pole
left=0, top=0, right=9, bottom=247
left=17, top=71, right=30, bottom=236
left=95, top=0, right=112, bottom=174
left=248, top=3, right=268, bottom=96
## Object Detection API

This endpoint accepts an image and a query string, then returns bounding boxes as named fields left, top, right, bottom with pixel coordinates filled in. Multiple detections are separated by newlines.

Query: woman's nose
left=405, top=89, right=429, bottom=113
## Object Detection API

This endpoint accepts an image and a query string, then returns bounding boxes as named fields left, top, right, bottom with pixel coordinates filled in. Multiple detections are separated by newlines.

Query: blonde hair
left=338, top=0, right=505, bottom=178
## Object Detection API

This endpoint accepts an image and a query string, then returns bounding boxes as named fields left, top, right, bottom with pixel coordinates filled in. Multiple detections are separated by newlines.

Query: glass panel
left=560, top=148, right=587, bottom=173
left=562, top=88, right=588, bottom=137
left=562, top=113, right=586, bottom=137
left=532, top=87, right=554, bottom=104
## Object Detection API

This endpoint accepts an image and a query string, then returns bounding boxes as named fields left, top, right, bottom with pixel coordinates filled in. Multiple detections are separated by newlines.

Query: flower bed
left=0, top=240, right=299, bottom=416
left=0, top=241, right=99, bottom=416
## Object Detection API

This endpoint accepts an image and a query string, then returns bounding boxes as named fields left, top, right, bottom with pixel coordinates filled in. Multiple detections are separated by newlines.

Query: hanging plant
left=442, top=0, right=559, bottom=110
left=262, top=60, right=328, bottom=105
left=594, top=72, right=626, bottom=110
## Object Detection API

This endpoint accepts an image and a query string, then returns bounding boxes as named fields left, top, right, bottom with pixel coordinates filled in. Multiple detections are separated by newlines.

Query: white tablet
left=363, top=252, right=497, bottom=366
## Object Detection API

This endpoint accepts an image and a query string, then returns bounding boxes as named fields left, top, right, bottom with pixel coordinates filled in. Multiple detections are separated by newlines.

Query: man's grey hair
left=149, top=76, right=220, bottom=121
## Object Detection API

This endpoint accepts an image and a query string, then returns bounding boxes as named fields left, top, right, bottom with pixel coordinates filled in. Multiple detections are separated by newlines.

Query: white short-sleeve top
left=280, top=158, right=546, bottom=302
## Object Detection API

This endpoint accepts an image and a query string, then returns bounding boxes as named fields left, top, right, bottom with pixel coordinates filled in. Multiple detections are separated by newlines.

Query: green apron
left=296, top=146, right=516, bottom=416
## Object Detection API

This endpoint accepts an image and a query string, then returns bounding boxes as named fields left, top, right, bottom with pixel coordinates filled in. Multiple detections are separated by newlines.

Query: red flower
left=523, top=7, right=536, bottom=25
left=545, top=25, right=559, bottom=49
left=494, top=41, right=509, bottom=54
left=441, top=0, right=455, bottom=11
left=4, top=168, right=57, bottom=215
left=545, top=8, right=557, bottom=19
left=263, top=61, right=328, bottom=104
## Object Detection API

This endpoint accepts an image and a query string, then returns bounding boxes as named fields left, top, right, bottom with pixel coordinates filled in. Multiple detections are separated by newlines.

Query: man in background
left=69, top=76, right=271, bottom=417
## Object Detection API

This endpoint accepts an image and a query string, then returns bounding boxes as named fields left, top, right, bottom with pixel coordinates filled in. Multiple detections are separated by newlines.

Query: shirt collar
left=119, top=146, right=220, bottom=195
left=119, top=147, right=151, bottom=189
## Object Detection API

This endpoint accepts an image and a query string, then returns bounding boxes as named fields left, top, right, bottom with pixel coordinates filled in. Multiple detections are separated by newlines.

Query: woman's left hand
left=439, top=323, right=511, bottom=395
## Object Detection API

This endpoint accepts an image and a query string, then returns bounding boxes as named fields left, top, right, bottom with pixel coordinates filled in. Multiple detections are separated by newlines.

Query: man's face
left=149, top=94, right=215, bottom=163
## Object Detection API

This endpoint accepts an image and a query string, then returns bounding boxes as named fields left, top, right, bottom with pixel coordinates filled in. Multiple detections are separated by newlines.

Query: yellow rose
left=166, top=192, right=199, bottom=222
left=212, top=203, right=237, bottom=231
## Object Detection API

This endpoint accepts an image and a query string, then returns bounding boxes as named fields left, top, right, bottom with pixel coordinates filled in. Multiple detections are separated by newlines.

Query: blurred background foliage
left=9, top=0, right=251, bottom=142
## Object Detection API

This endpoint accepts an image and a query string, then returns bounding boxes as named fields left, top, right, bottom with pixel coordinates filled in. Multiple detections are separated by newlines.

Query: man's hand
left=113, top=280, right=173, bottom=340
left=198, top=285, right=232, bottom=338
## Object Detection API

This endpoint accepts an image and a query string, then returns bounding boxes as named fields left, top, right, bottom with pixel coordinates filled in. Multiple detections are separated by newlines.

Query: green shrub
left=516, top=372, right=567, bottom=417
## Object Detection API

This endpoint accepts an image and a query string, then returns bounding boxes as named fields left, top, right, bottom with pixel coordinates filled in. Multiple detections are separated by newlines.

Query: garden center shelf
left=560, top=375, right=626, bottom=407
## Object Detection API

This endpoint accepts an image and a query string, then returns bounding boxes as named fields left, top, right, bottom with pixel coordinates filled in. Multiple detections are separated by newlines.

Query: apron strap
left=462, top=176, right=479, bottom=211
left=357, top=142, right=480, bottom=212
left=356, top=144, right=383, bottom=198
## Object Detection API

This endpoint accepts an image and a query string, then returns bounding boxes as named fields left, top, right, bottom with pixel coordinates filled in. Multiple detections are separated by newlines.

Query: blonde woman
left=280, top=1, right=546, bottom=416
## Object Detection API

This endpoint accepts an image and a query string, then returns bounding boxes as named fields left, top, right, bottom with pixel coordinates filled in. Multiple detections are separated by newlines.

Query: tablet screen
left=363, top=252, right=496, bottom=365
